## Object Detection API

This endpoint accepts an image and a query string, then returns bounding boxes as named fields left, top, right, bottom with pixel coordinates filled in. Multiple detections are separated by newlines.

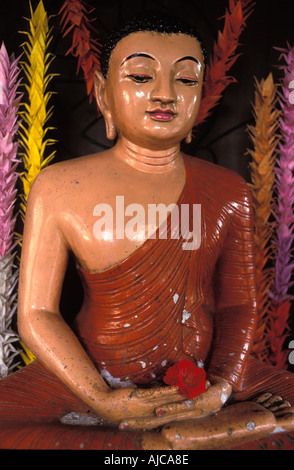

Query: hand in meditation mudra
left=1, top=13, right=294, bottom=450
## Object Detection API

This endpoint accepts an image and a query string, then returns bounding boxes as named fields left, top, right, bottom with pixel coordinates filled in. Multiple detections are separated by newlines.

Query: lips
left=147, top=109, right=176, bottom=121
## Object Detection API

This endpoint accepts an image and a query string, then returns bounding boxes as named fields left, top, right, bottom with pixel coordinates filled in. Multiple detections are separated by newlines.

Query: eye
left=176, top=77, right=198, bottom=86
left=126, top=74, right=152, bottom=83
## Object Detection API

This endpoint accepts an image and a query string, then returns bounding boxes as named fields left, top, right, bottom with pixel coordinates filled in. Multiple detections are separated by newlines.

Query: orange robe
left=0, top=155, right=293, bottom=450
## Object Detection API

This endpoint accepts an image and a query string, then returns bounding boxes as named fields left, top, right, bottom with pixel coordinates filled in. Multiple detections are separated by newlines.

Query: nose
left=150, top=75, right=176, bottom=105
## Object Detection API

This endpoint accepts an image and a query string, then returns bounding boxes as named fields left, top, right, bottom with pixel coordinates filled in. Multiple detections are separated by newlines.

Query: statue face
left=101, top=31, right=204, bottom=149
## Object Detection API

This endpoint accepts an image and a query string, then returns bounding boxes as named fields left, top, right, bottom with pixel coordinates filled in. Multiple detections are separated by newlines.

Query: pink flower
left=163, top=359, right=206, bottom=399
left=0, top=43, right=22, bottom=257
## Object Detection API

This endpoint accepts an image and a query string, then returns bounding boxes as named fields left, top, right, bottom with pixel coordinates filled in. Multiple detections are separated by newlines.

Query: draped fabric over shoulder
left=0, top=155, right=293, bottom=450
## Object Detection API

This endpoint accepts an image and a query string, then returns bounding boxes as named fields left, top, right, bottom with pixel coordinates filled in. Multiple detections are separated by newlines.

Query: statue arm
left=17, top=170, right=112, bottom=410
left=207, top=179, right=257, bottom=391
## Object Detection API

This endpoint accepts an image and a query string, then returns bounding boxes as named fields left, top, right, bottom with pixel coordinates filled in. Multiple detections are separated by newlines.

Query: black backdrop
left=1, top=0, right=294, bottom=348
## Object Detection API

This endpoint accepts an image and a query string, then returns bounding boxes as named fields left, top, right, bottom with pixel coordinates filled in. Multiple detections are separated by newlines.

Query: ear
left=94, top=70, right=117, bottom=141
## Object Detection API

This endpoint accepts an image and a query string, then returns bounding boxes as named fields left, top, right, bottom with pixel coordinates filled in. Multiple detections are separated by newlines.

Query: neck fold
left=115, top=137, right=182, bottom=174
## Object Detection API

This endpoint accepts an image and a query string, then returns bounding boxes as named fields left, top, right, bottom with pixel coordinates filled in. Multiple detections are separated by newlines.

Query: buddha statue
left=0, top=12, right=293, bottom=450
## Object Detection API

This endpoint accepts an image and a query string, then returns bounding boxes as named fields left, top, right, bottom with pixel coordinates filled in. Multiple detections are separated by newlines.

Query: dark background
left=1, top=0, right=294, bottom=358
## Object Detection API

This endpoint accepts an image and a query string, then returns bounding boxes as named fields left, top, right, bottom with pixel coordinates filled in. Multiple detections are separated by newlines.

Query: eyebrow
left=120, top=53, right=201, bottom=68
left=121, top=53, right=155, bottom=67
left=176, top=56, right=201, bottom=66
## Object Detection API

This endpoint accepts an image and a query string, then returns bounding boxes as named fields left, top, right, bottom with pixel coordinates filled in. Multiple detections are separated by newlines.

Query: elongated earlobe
left=94, top=70, right=117, bottom=141
left=104, top=113, right=118, bottom=141
left=185, top=130, right=193, bottom=144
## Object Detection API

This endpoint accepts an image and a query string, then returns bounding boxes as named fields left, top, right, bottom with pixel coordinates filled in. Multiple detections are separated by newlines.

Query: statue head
left=95, top=11, right=206, bottom=147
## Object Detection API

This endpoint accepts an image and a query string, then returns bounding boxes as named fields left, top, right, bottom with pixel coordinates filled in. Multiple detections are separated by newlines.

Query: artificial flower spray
left=59, top=0, right=101, bottom=103
left=0, top=44, right=22, bottom=377
left=195, top=0, right=255, bottom=126
left=18, top=1, right=56, bottom=364
left=267, top=45, right=294, bottom=369
left=247, top=74, right=280, bottom=362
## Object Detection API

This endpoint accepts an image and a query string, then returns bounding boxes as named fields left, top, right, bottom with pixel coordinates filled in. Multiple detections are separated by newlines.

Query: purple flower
left=271, top=45, right=294, bottom=304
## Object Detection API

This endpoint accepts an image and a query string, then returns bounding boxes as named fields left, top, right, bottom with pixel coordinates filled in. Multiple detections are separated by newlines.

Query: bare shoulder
left=27, top=151, right=112, bottom=204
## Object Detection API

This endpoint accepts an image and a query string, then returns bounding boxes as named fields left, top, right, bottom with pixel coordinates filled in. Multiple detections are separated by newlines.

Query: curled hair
left=100, top=11, right=207, bottom=77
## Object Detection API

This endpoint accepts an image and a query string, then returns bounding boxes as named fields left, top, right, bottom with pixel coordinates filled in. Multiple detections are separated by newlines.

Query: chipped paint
left=246, top=421, right=256, bottom=431
left=60, top=412, right=101, bottom=426
left=271, top=426, right=286, bottom=434
left=173, top=293, right=179, bottom=304
left=221, top=392, right=229, bottom=404
left=181, top=309, right=191, bottom=324
left=100, top=369, right=134, bottom=388
left=185, top=400, right=194, bottom=408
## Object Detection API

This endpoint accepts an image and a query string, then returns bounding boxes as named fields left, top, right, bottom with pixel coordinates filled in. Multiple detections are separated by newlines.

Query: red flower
left=163, top=360, right=206, bottom=399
